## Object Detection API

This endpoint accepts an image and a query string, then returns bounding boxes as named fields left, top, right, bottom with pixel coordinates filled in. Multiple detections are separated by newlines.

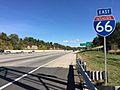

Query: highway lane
left=0, top=51, right=76, bottom=90
left=0, top=52, right=63, bottom=63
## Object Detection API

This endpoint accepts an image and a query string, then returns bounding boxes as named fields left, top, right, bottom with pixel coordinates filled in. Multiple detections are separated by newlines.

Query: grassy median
left=78, top=51, right=120, bottom=86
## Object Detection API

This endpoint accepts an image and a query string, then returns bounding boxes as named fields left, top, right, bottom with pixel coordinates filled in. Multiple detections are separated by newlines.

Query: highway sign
left=97, top=8, right=112, bottom=16
left=93, top=8, right=116, bottom=85
left=80, top=42, right=92, bottom=47
left=80, top=43, right=86, bottom=47
left=86, top=42, right=92, bottom=47
left=93, top=15, right=115, bottom=37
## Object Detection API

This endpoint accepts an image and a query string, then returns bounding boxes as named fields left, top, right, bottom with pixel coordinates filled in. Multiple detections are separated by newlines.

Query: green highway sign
left=80, top=43, right=86, bottom=47
left=86, top=42, right=93, bottom=46
left=80, top=42, right=92, bottom=47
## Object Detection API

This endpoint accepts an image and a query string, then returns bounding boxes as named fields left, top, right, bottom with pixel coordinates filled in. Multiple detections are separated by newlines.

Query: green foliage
left=79, top=51, right=120, bottom=86
left=0, top=32, right=8, bottom=40
left=0, top=39, right=6, bottom=49
left=0, top=32, right=74, bottom=50
left=8, top=34, right=19, bottom=49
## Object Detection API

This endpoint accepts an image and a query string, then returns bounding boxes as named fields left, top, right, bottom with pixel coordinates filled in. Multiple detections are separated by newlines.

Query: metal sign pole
left=104, top=36, right=107, bottom=85
left=94, top=8, right=115, bottom=86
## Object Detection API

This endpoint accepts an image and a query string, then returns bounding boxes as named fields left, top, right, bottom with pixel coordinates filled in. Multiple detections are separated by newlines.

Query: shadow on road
left=67, top=65, right=75, bottom=90
left=0, top=66, right=80, bottom=90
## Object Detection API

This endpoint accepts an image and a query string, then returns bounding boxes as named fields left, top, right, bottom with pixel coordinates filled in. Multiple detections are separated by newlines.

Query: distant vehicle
left=32, top=50, right=35, bottom=53
left=4, top=51, right=11, bottom=54
left=0, top=50, right=4, bottom=53
left=28, top=52, right=32, bottom=54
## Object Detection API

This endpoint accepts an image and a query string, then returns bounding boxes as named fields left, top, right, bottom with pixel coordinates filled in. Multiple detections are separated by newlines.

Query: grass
left=78, top=51, right=120, bottom=86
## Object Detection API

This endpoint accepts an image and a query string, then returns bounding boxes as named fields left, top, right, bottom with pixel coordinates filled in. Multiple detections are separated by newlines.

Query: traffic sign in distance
left=93, top=15, right=115, bottom=37
left=80, top=42, right=92, bottom=47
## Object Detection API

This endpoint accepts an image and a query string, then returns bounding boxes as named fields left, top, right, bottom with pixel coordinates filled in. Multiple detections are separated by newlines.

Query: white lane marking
left=0, top=59, right=57, bottom=90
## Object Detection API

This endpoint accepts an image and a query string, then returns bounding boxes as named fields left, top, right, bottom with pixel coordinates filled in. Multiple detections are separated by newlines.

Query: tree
left=93, top=36, right=102, bottom=47
left=108, top=22, right=120, bottom=48
left=0, top=39, right=6, bottom=50
left=9, top=34, right=19, bottom=49
left=0, top=32, right=74, bottom=50
left=0, top=32, right=8, bottom=40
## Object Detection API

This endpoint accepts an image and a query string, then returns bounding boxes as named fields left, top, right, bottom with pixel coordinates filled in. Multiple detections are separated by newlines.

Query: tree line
left=0, top=32, right=74, bottom=50
left=92, top=22, right=120, bottom=50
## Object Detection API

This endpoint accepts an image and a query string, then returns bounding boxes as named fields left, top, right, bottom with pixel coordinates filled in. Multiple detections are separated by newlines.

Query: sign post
left=104, top=36, right=107, bottom=85
left=93, top=8, right=115, bottom=85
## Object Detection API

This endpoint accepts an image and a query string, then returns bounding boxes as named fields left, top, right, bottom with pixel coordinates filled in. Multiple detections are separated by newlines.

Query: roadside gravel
left=45, top=52, right=76, bottom=68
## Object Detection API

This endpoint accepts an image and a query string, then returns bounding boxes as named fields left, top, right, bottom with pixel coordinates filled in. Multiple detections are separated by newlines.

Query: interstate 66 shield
left=93, top=15, right=115, bottom=37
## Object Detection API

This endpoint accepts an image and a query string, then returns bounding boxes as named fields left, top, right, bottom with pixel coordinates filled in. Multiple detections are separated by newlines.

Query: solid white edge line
left=0, top=59, right=56, bottom=90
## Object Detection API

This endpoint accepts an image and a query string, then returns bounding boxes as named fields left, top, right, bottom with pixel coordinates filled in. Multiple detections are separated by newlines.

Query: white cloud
left=63, top=40, right=69, bottom=43
left=63, top=39, right=80, bottom=43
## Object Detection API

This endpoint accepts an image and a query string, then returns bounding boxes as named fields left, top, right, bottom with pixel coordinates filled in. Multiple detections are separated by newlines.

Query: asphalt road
left=0, top=51, right=80, bottom=90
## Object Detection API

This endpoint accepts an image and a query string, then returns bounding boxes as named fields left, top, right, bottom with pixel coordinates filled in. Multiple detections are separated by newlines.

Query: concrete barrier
left=4, top=50, right=65, bottom=53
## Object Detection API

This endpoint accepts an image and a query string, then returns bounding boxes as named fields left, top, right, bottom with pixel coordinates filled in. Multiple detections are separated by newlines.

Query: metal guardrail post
left=76, top=59, right=97, bottom=90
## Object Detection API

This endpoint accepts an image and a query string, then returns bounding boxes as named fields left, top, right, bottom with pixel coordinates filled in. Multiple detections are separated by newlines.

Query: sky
left=0, top=0, right=120, bottom=47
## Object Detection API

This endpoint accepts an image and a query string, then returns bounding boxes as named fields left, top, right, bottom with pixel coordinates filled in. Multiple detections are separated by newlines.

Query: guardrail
left=76, top=59, right=120, bottom=90
left=76, top=59, right=97, bottom=90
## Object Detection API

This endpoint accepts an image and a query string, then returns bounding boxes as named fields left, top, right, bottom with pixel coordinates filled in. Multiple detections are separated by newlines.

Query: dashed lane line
left=0, top=58, right=57, bottom=90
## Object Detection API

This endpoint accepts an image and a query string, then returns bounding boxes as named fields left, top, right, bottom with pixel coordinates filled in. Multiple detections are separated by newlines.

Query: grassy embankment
left=78, top=51, right=120, bottom=86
